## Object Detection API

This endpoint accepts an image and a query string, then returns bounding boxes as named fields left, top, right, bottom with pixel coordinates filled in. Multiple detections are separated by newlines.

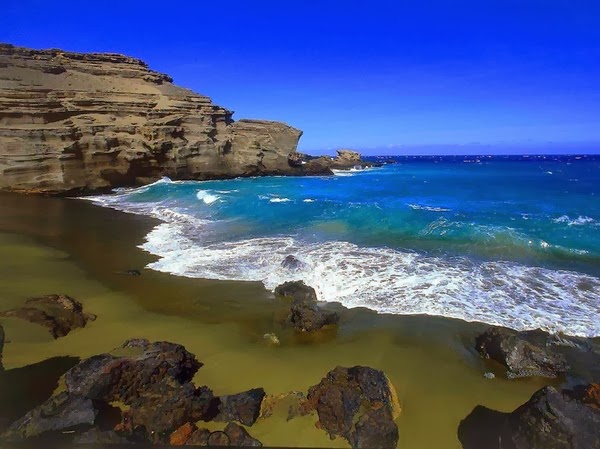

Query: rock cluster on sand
left=475, top=326, right=569, bottom=378
left=274, top=281, right=339, bottom=332
left=0, top=43, right=338, bottom=195
left=0, top=294, right=96, bottom=338
left=1, top=338, right=402, bottom=448
left=2, top=338, right=266, bottom=446
left=458, top=383, right=600, bottom=449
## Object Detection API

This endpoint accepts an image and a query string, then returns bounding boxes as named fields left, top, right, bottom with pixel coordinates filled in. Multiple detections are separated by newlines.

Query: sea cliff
left=0, top=44, right=345, bottom=195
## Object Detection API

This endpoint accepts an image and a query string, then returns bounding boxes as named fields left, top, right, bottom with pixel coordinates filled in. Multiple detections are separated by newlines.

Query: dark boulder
left=281, top=255, right=305, bottom=271
left=224, top=422, right=262, bottom=446
left=305, top=366, right=401, bottom=449
left=475, top=326, right=568, bottom=378
left=64, top=339, right=201, bottom=403
left=458, top=385, right=600, bottom=449
left=3, top=391, right=98, bottom=440
left=122, top=381, right=213, bottom=440
left=213, top=388, right=266, bottom=426
left=0, top=294, right=96, bottom=338
left=274, top=281, right=339, bottom=332
left=2, top=339, right=208, bottom=444
left=274, top=280, right=318, bottom=302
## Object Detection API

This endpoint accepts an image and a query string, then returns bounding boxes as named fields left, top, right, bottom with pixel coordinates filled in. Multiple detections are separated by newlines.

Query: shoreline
left=0, top=192, right=594, bottom=448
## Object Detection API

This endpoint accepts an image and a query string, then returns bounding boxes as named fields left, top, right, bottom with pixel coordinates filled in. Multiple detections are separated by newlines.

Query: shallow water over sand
left=0, top=193, right=574, bottom=447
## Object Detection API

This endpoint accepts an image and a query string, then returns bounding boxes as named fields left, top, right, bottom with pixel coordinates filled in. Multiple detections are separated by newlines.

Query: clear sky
left=2, top=0, right=599, bottom=154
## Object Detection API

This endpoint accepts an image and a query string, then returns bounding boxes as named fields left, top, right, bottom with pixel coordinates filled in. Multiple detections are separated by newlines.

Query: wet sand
left=0, top=193, right=556, bottom=448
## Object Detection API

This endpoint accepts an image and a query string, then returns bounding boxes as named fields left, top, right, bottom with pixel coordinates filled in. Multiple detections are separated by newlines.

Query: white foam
left=332, top=169, right=356, bottom=177
left=408, top=203, right=451, bottom=212
left=139, top=224, right=600, bottom=338
left=303, top=199, right=316, bottom=203
left=269, top=198, right=291, bottom=203
left=196, top=190, right=220, bottom=205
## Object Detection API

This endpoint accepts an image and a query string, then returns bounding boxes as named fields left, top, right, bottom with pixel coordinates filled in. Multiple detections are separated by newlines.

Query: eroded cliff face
left=0, top=44, right=326, bottom=195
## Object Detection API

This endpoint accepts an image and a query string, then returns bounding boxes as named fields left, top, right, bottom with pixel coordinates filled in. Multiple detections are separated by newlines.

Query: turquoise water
left=89, top=155, right=600, bottom=337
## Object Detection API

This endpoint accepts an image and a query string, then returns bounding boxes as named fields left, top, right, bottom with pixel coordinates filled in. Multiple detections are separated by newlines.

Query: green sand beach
left=0, top=193, right=554, bottom=448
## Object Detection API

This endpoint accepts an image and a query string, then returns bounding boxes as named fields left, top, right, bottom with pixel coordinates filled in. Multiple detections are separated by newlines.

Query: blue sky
left=2, top=0, right=599, bottom=154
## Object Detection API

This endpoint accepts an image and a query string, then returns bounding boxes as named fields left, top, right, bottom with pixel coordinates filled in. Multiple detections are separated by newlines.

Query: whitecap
left=303, top=199, right=316, bottom=203
left=196, top=190, right=220, bottom=205
left=269, top=198, right=291, bottom=203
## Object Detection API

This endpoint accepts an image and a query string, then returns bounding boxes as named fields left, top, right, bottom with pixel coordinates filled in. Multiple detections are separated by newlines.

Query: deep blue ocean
left=89, top=155, right=600, bottom=337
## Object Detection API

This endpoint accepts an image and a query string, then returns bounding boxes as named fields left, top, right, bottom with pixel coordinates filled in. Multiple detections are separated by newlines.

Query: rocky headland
left=0, top=44, right=370, bottom=195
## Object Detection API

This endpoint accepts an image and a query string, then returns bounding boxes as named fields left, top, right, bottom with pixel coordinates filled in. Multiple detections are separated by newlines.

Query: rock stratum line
left=0, top=43, right=342, bottom=195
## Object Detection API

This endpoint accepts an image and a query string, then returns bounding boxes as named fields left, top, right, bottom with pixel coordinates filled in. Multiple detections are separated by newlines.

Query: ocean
left=88, top=154, right=600, bottom=337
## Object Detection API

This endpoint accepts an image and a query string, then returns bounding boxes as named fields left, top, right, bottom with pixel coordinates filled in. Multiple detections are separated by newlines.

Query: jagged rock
left=475, top=326, right=569, bottom=378
left=123, top=381, right=213, bottom=439
left=305, top=366, right=401, bottom=449
left=333, top=149, right=361, bottom=165
left=0, top=324, right=4, bottom=371
left=213, top=388, right=266, bottom=426
left=0, top=43, right=332, bottom=195
left=329, top=149, right=379, bottom=169
left=281, top=255, right=305, bottom=271
left=458, top=385, right=600, bottom=449
left=274, top=281, right=339, bottom=332
left=64, top=339, right=201, bottom=402
left=274, top=280, right=318, bottom=302
left=0, top=294, right=96, bottom=338
left=224, top=422, right=262, bottom=447
left=3, top=391, right=97, bottom=440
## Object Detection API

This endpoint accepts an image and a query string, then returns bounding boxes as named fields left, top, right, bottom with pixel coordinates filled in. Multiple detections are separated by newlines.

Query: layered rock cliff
left=0, top=44, right=332, bottom=195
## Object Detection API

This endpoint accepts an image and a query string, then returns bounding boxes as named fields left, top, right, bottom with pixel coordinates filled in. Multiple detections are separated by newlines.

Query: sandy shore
left=0, top=192, right=555, bottom=448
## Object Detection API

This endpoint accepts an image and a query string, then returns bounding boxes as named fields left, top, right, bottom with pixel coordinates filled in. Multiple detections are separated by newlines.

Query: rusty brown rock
left=169, top=422, right=196, bottom=446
